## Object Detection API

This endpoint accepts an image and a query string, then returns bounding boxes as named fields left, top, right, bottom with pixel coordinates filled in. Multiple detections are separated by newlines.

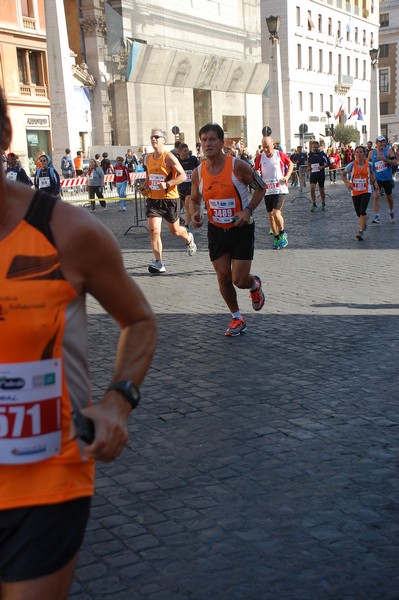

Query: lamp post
left=266, top=15, right=286, bottom=151
left=369, top=48, right=381, bottom=142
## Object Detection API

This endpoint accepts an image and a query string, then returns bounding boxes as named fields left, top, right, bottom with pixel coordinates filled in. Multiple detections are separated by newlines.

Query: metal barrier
left=59, top=173, right=146, bottom=205
left=60, top=172, right=148, bottom=232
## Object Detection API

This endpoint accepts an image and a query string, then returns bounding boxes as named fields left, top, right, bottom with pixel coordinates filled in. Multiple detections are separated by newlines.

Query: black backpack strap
left=24, top=191, right=58, bottom=246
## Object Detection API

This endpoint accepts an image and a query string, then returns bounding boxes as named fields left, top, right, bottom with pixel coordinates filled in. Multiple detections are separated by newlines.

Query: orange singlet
left=198, top=155, right=250, bottom=229
left=0, top=193, right=94, bottom=510
left=146, top=151, right=179, bottom=200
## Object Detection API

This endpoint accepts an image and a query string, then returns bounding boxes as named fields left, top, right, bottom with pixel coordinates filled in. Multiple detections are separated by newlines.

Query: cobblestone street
left=70, top=180, right=399, bottom=599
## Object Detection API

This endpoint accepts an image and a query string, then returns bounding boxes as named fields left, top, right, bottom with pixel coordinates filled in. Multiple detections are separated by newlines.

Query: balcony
left=335, top=75, right=353, bottom=94
left=22, top=17, right=36, bottom=30
left=19, top=84, right=47, bottom=98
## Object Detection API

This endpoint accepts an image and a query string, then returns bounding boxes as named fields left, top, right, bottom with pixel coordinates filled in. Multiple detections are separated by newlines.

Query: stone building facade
left=68, top=0, right=268, bottom=152
left=262, top=0, right=380, bottom=151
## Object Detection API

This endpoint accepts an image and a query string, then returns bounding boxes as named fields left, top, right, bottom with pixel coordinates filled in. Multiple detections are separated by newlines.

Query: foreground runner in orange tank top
left=0, top=87, right=157, bottom=600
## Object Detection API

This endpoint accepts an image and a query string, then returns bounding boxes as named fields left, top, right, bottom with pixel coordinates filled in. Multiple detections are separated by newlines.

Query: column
left=44, top=0, right=80, bottom=169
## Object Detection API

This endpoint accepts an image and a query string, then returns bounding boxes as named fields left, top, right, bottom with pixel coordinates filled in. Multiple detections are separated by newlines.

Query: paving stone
left=70, top=185, right=399, bottom=599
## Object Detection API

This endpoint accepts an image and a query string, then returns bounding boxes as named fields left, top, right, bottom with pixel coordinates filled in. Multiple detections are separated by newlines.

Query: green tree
left=332, top=124, right=360, bottom=146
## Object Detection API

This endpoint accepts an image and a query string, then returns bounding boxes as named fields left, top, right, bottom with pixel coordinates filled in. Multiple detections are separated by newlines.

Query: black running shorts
left=146, top=198, right=180, bottom=223
left=376, top=179, right=393, bottom=196
left=309, top=171, right=326, bottom=187
left=264, top=194, right=286, bottom=213
left=0, top=497, right=91, bottom=582
left=352, top=193, right=370, bottom=217
left=208, top=221, right=255, bottom=262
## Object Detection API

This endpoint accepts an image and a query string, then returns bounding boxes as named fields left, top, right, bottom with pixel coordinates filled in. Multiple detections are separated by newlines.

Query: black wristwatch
left=165, top=182, right=170, bottom=190
left=246, top=206, right=254, bottom=215
left=106, top=380, right=141, bottom=409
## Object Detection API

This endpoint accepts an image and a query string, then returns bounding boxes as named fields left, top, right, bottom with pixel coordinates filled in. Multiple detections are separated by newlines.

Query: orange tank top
left=0, top=192, right=94, bottom=509
left=146, top=150, right=179, bottom=200
left=198, top=155, right=250, bottom=229
left=351, top=160, right=371, bottom=196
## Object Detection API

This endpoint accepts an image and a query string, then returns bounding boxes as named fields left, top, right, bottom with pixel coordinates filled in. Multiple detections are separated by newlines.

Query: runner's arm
left=55, top=207, right=157, bottom=462
left=189, top=168, right=203, bottom=228
left=160, top=152, right=187, bottom=189
left=233, top=160, right=266, bottom=225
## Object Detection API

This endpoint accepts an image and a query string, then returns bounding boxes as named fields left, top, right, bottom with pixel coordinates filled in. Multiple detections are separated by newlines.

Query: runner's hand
left=191, top=211, right=203, bottom=228
left=79, top=403, right=129, bottom=462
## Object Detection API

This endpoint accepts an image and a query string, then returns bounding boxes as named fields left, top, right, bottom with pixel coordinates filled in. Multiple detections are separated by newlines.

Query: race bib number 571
left=0, top=359, right=62, bottom=464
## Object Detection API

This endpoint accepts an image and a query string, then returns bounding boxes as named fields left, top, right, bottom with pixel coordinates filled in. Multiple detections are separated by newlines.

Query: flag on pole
left=334, top=99, right=344, bottom=120
left=347, top=106, right=364, bottom=121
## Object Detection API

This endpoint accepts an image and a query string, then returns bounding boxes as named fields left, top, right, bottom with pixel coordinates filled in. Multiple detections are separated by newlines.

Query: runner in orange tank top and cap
left=190, top=123, right=267, bottom=336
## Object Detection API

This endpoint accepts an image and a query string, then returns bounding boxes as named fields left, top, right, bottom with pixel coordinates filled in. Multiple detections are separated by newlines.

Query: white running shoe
left=186, top=232, right=197, bottom=256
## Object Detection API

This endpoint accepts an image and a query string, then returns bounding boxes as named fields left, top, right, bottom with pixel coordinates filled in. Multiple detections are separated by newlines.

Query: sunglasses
left=150, top=135, right=163, bottom=140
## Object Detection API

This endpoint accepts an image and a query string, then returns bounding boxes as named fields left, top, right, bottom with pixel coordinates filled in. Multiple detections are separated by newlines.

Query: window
left=320, top=94, right=324, bottom=112
left=363, top=59, right=366, bottom=80
left=330, top=95, right=333, bottom=113
left=309, top=47, right=313, bottom=70
left=296, top=6, right=300, bottom=27
left=328, top=17, right=332, bottom=36
left=337, top=21, right=341, bottom=37
left=21, top=0, right=34, bottom=17
left=347, top=56, right=351, bottom=76
left=318, top=14, right=322, bottom=33
left=319, top=49, right=323, bottom=72
left=338, top=54, right=342, bottom=79
left=379, top=68, right=389, bottom=94
left=355, top=27, right=358, bottom=43
left=370, top=32, right=374, bottom=46
left=297, top=44, right=302, bottom=69
left=355, top=58, right=359, bottom=79
left=363, top=98, right=366, bottom=114
left=328, top=52, right=333, bottom=74
left=308, top=10, right=314, bottom=30
left=298, top=91, right=303, bottom=111
left=380, top=101, right=389, bottom=115
left=310, top=92, right=313, bottom=112
left=379, top=44, right=389, bottom=58
left=17, top=48, right=44, bottom=86
left=380, top=13, right=389, bottom=27
left=363, top=30, right=366, bottom=45
left=347, top=97, right=351, bottom=114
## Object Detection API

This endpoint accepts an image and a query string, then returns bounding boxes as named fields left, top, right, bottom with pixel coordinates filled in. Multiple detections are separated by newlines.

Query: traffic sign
left=299, top=123, right=308, bottom=134
left=262, top=126, right=272, bottom=136
left=171, top=126, right=180, bottom=135
left=294, top=133, right=314, bottom=139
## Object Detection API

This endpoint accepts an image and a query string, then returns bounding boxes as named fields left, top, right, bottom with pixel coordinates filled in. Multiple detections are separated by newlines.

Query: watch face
left=127, top=382, right=140, bottom=401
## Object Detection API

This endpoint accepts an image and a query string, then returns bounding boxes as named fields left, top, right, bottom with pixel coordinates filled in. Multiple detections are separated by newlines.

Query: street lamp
left=369, top=48, right=380, bottom=141
left=369, top=47, right=380, bottom=68
left=265, top=15, right=286, bottom=151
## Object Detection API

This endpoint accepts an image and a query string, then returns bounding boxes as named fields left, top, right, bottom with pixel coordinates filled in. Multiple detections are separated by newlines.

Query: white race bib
left=375, top=160, right=387, bottom=173
left=353, top=178, right=367, bottom=192
left=185, top=170, right=193, bottom=182
left=311, top=163, right=320, bottom=173
left=265, top=179, right=280, bottom=195
left=208, top=198, right=235, bottom=224
left=0, top=359, right=62, bottom=464
left=38, top=176, right=50, bottom=189
left=6, top=171, right=17, bottom=181
left=149, top=174, right=164, bottom=190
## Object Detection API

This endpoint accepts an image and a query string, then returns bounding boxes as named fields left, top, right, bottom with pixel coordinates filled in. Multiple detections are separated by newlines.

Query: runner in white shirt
left=254, top=137, right=294, bottom=249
